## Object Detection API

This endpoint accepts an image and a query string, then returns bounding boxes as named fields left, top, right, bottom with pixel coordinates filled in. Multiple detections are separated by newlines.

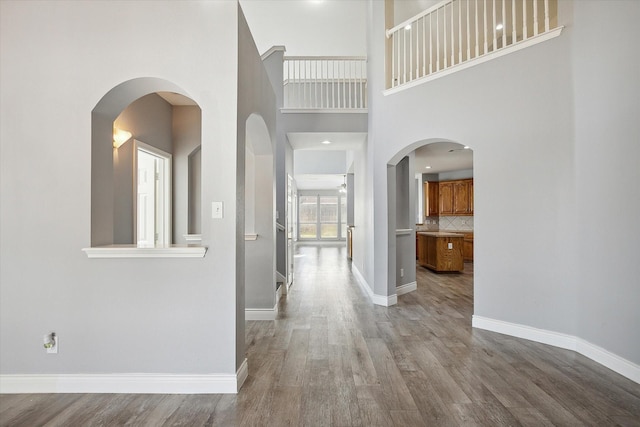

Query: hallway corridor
left=2, top=243, right=639, bottom=426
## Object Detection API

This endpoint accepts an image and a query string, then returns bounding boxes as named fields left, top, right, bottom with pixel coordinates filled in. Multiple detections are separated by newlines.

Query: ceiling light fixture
left=464, top=145, right=471, bottom=149
left=113, top=128, right=132, bottom=148
left=321, top=140, right=332, bottom=145
left=425, top=166, right=432, bottom=169
left=496, top=23, right=504, bottom=30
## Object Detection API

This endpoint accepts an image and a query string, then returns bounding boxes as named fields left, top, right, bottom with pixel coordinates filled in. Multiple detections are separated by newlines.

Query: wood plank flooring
left=2, top=242, right=639, bottom=426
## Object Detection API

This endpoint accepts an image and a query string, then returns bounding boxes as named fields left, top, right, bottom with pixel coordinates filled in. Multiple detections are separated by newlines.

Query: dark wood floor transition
left=2, top=242, right=639, bottom=426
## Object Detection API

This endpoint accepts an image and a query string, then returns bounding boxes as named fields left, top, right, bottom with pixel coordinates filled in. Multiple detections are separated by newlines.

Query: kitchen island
left=417, top=232, right=464, bottom=272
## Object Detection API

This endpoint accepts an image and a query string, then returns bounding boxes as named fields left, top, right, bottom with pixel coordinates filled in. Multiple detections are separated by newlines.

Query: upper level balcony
left=386, top=0, right=563, bottom=93
left=282, top=56, right=367, bottom=113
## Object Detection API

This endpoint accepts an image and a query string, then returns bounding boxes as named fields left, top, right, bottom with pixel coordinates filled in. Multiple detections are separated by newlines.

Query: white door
left=136, top=141, right=172, bottom=247
left=287, top=175, right=294, bottom=286
left=137, top=150, right=157, bottom=246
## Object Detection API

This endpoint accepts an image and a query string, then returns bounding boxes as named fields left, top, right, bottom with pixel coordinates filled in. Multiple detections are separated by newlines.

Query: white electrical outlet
left=448, top=242, right=453, bottom=249
left=400, top=268, right=404, bottom=277
left=44, top=333, right=58, bottom=354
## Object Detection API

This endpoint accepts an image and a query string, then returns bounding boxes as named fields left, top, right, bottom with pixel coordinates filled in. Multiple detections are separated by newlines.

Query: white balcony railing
left=387, top=0, right=560, bottom=89
left=283, top=56, right=367, bottom=110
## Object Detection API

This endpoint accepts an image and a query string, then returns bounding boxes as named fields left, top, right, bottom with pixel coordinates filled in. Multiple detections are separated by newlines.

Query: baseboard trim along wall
left=245, top=304, right=278, bottom=321
left=396, top=281, right=417, bottom=296
left=472, top=315, right=640, bottom=384
left=0, top=358, right=250, bottom=394
left=352, top=264, right=398, bottom=307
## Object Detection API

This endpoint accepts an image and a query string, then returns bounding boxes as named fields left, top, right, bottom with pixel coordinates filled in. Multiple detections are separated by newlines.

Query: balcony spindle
left=544, top=0, right=550, bottom=31
left=475, top=0, right=479, bottom=57
left=523, top=0, right=528, bottom=40
left=458, top=1, right=463, bottom=63
left=437, top=8, right=440, bottom=71
left=502, top=0, right=507, bottom=47
left=422, top=17, right=426, bottom=76
left=483, top=0, right=488, bottom=54
left=450, top=2, right=454, bottom=65
left=492, top=0, right=497, bottom=52
left=533, top=0, right=539, bottom=36
left=466, top=1, right=471, bottom=60
left=512, top=0, right=517, bottom=43
left=444, top=6, right=448, bottom=68
left=415, top=21, right=419, bottom=78
left=409, top=25, right=413, bottom=81
left=429, top=15, right=433, bottom=73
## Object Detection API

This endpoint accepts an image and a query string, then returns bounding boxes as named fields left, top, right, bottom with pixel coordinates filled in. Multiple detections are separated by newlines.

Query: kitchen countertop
left=417, top=231, right=465, bottom=237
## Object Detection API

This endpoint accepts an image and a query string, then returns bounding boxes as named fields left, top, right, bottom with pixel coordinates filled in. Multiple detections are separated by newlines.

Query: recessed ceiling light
left=496, top=23, right=504, bottom=30
left=405, top=25, right=411, bottom=30
left=425, top=166, right=432, bottom=169
left=321, top=140, right=331, bottom=145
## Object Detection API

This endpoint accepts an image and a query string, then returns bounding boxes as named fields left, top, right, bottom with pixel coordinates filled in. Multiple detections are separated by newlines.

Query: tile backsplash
left=417, top=216, right=474, bottom=232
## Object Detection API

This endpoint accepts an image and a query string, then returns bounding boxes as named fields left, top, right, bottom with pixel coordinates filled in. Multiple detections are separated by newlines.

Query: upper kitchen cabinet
left=439, top=181, right=454, bottom=215
left=424, top=181, right=439, bottom=217
left=439, top=179, right=473, bottom=216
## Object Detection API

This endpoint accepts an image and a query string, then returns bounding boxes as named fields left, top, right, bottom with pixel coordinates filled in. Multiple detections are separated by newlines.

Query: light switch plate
left=212, top=202, right=224, bottom=219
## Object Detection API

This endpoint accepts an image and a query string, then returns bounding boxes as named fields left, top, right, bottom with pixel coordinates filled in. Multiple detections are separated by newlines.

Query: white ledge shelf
left=395, top=228, right=413, bottom=235
left=82, top=245, right=207, bottom=258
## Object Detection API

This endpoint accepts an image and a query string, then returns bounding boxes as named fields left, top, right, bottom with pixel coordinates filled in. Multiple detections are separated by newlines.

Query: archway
left=244, top=113, right=277, bottom=320
left=91, top=77, right=201, bottom=247
left=387, top=139, right=474, bottom=301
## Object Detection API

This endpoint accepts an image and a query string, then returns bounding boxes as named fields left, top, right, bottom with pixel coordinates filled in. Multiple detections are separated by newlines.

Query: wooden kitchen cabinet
left=438, top=179, right=473, bottom=216
left=462, top=232, right=474, bottom=262
left=438, top=182, right=454, bottom=215
left=423, top=181, right=439, bottom=217
left=418, top=232, right=464, bottom=272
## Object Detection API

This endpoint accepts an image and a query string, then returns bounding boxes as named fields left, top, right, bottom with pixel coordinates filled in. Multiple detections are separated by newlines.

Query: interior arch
left=386, top=138, right=474, bottom=301
left=244, top=113, right=277, bottom=315
left=91, top=77, right=200, bottom=247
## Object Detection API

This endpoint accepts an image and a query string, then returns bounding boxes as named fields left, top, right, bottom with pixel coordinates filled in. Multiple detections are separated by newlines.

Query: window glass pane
left=320, top=196, right=338, bottom=222
left=299, top=196, right=317, bottom=222
left=299, top=223, right=317, bottom=239
left=321, top=224, right=338, bottom=239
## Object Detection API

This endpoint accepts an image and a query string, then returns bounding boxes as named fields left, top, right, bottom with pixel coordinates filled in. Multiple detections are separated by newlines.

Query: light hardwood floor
left=2, top=242, right=639, bottom=426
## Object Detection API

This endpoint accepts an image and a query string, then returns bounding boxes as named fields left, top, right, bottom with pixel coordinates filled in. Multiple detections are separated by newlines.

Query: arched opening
left=91, top=78, right=201, bottom=247
left=244, top=113, right=277, bottom=319
left=387, top=139, right=474, bottom=303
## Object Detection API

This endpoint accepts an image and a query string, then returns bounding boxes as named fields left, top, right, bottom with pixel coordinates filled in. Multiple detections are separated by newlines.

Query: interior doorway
left=135, top=140, right=172, bottom=247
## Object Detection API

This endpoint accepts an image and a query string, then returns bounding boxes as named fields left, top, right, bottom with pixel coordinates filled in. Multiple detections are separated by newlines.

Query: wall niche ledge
left=82, top=245, right=207, bottom=259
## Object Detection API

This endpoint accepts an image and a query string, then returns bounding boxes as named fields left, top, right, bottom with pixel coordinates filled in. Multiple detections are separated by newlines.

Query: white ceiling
left=289, top=136, right=473, bottom=190
left=413, top=141, right=474, bottom=175
left=287, top=132, right=367, bottom=151
left=289, top=132, right=365, bottom=190
left=156, top=91, right=198, bottom=106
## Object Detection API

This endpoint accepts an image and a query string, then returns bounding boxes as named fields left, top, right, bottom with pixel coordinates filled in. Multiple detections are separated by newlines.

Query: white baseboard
left=236, top=358, right=248, bottom=391
left=396, top=281, right=417, bottom=296
left=472, top=315, right=640, bottom=384
left=245, top=304, right=278, bottom=321
left=352, top=264, right=398, bottom=307
left=372, top=293, right=398, bottom=307
left=0, top=359, right=250, bottom=394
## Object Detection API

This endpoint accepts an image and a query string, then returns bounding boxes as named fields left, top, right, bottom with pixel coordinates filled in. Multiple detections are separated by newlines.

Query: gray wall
left=393, top=155, right=417, bottom=288
left=237, top=5, right=278, bottom=329
left=572, top=0, right=640, bottom=365
left=173, top=106, right=202, bottom=242
left=0, top=1, right=242, bottom=377
left=364, top=0, right=639, bottom=367
left=294, top=150, right=347, bottom=175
